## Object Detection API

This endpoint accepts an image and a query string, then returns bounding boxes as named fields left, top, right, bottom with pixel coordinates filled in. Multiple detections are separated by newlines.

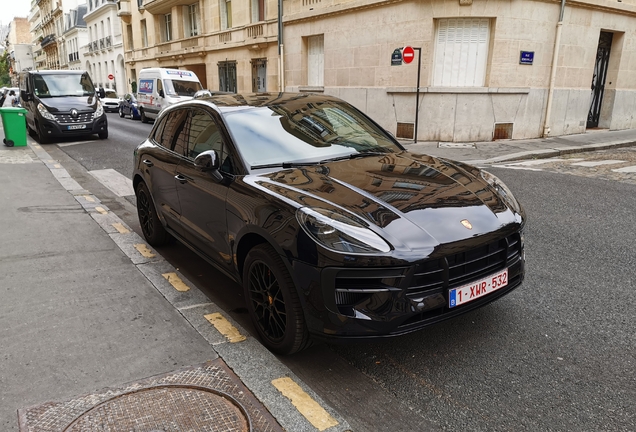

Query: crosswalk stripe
left=612, top=166, right=636, bottom=173
left=571, top=160, right=626, bottom=167
left=89, top=169, right=135, bottom=197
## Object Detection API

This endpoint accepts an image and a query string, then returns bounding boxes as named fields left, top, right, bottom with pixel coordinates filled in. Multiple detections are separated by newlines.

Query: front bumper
left=39, top=114, right=108, bottom=138
left=292, top=231, right=525, bottom=340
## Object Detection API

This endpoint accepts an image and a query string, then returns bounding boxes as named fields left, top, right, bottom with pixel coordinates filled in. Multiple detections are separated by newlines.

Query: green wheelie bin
left=0, top=107, right=28, bottom=147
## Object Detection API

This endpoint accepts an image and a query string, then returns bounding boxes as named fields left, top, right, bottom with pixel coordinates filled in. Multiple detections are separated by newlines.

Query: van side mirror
left=98, top=88, right=106, bottom=99
left=159, top=89, right=165, bottom=98
left=194, top=150, right=223, bottom=182
left=20, top=90, right=32, bottom=102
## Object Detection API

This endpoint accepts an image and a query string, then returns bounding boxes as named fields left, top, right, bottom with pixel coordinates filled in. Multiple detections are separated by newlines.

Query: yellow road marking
left=112, top=223, right=130, bottom=234
left=272, top=377, right=338, bottom=431
left=204, top=313, right=246, bottom=343
left=134, top=243, right=155, bottom=258
left=83, top=195, right=96, bottom=202
left=162, top=272, right=190, bottom=292
left=94, top=206, right=108, bottom=215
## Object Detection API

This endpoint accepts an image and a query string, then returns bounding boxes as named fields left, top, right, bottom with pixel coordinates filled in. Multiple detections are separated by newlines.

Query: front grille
left=55, top=112, right=94, bottom=124
left=407, top=233, right=522, bottom=299
left=328, top=232, right=523, bottom=319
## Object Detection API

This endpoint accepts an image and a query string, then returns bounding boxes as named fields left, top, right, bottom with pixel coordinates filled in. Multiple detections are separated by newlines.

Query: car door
left=141, top=108, right=189, bottom=234
left=174, top=108, right=233, bottom=268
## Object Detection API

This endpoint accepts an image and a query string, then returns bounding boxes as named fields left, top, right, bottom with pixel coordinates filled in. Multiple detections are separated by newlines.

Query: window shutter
left=308, top=35, right=324, bottom=86
left=434, top=18, right=489, bottom=87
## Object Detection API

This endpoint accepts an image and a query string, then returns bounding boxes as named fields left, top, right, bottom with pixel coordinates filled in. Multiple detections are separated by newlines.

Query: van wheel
left=98, top=130, right=108, bottom=139
left=140, top=109, right=149, bottom=124
left=36, top=123, right=49, bottom=144
left=27, top=125, right=36, bottom=138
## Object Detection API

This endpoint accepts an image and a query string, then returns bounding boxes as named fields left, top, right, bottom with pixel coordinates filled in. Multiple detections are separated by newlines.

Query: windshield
left=104, top=90, right=117, bottom=99
left=164, top=79, right=202, bottom=97
left=33, top=73, right=96, bottom=98
left=224, top=100, right=402, bottom=170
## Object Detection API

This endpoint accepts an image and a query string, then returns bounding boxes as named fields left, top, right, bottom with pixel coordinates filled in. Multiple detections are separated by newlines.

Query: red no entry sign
left=403, top=46, right=415, bottom=64
left=108, top=73, right=114, bottom=80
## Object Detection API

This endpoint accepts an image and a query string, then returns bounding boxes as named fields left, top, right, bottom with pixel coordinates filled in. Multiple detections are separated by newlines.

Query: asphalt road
left=51, top=113, right=636, bottom=431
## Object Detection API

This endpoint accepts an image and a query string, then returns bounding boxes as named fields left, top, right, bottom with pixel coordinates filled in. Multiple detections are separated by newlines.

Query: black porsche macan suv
left=132, top=93, right=525, bottom=354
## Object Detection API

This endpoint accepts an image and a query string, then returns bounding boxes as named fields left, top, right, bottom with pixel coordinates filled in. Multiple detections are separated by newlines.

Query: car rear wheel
left=243, top=244, right=310, bottom=355
left=136, top=182, right=170, bottom=246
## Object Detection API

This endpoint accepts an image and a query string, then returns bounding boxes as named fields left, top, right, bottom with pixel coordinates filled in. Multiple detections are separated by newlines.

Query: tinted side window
left=155, top=109, right=188, bottom=151
left=186, top=109, right=234, bottom=174
left=173, top=112, right=190, bottom=156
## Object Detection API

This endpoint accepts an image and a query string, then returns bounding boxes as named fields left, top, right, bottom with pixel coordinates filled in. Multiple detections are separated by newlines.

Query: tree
left=0, top=51, right=10, bottom=86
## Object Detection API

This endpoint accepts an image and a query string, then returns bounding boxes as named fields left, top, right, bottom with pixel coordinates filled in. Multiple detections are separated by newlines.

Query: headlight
left=95, top=100, right=104, bottom=117
left=481, top=170, right=521, bottom=212
left=297, top=207, right=391, bottom=254
left=37, top=103, right=56, bottom=121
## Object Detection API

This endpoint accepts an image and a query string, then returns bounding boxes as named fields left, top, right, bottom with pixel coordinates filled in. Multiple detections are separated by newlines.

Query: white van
left=136, top=68, right=203, bottom=123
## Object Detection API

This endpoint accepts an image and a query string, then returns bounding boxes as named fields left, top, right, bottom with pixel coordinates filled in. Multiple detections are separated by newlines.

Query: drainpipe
left=543, top=0, right=567, bottom=137
left=278, top=0, right=285, bottom=92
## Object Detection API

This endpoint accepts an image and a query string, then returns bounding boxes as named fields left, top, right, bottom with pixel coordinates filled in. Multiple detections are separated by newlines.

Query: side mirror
left=20, top=90, right=32, bottom=102
left=194, top=150, right=223, bottom=182
left=98, top=88, right=106, bottom=99
left=159, top=89, right=165, bottom=98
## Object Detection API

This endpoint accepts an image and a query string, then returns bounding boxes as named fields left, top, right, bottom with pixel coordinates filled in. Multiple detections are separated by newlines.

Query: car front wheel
left=243, top=244, right=310, bottom=355
left=136, top=182, right=170, bottom=246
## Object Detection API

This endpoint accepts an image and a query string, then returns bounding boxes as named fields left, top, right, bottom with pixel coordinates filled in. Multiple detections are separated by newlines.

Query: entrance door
left=587, top=31, right=613, bottom=128
left=251, top=59, right=266, bottom=92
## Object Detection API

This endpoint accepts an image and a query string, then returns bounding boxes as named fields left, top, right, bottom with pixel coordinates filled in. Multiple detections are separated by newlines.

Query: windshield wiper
left=320, top=151, right=390, bottom=164
left=251, top=161, right=321, bottom=170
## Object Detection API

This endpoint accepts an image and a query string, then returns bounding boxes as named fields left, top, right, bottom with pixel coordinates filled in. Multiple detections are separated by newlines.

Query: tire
left=136, top=182, right=170, bottom=246
left=140, top=109, right=149, bottom=124
left=98, top=130, right=108, bottom=139
left=119, top=107, right=124, bottom=118
left=27, top=125, right=36, bottom=138
left=36, top=122, right=49, bottom=144
left=243, top=244, right=310, bottom=355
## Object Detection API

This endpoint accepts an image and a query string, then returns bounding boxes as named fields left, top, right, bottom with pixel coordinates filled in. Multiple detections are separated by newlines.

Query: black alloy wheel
left=243, top=244, right=310, bottom=355
left=136, top=182, right=169, bottom=246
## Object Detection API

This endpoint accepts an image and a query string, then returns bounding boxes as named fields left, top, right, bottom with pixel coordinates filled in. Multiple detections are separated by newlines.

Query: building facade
left=5, top=18, right=34, bottom=85
left=64, top=4, right=88, bottom=70
left=117, top=0, right=280, bottom=94
left=283, top=0, right=636, bottom=142
left=84, top=0, right=127, bottom=94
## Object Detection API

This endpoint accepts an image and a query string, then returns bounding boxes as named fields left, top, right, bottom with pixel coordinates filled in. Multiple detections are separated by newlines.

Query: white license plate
left=67, top=124, right=87, bottom=130
left=449, top=268, right=508, bottom=308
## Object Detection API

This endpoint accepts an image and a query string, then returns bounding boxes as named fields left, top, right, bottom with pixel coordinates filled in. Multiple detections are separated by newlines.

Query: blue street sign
left=391, top=48, right=403, bottom=66
left=520, top=51, right=534, bottom=65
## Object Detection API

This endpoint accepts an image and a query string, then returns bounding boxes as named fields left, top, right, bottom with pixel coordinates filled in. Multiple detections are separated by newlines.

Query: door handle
left=175, top=174, right=189, bottom=184
left=142, top=159, right=153, bottom=167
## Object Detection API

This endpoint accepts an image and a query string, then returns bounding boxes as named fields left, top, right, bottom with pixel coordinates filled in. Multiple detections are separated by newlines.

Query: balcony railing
left=41, top=34, right=56, bottom=48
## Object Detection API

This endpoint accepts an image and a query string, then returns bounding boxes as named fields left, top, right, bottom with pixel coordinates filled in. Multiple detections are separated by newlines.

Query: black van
left=19, top=70, right=108, bottom=143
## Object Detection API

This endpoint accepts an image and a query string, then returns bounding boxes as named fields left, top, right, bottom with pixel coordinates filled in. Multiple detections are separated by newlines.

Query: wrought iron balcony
left=41, top=34, right=56, bottom=48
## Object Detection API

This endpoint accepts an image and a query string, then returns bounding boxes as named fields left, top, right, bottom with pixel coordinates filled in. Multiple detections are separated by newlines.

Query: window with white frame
left=163, top=13, right=172, bottom=41
left=307, top=35, right=324, bottom=87
left=433, top=18, right=490, bottom=87
left=221, top=0, right=232, bottom=30
left=184, top=3, right=200, bottom=37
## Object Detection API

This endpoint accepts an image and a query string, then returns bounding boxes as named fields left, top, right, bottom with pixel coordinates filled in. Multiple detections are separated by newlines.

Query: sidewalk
left=1, top=123, right=635, bottom=431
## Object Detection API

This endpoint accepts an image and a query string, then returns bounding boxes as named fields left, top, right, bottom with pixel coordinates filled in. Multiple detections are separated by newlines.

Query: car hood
left=248, top=151, right=523, bottom=252
left=38, top=95, right=97, bottom=113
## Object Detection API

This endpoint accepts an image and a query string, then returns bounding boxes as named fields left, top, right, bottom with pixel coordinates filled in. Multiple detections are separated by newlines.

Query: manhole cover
left=64, top=385, right=250, bottom=432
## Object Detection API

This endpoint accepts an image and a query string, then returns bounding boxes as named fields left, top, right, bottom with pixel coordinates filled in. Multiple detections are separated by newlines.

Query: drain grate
left=18, top=359, right=283, bottom=432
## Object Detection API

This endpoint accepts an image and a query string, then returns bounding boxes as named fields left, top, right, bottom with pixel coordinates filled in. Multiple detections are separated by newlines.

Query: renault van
left=19, top=70, right=108, bottom=143
left=136, top=68, right=202, bottom=123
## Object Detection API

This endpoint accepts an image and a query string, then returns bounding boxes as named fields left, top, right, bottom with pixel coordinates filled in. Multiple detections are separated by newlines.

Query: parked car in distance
left=100, top=89, right=119, bottom=112
left=19, top=70, right=108, bottom=143
left=132, top=93, right=526, bottom=355
left=119, top=93, right=140, bottom=120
